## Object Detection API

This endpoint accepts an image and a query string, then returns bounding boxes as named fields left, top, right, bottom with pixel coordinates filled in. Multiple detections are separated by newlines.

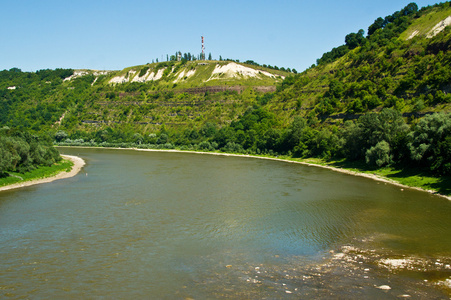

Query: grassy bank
left=0, top=159, right=74, bottom=188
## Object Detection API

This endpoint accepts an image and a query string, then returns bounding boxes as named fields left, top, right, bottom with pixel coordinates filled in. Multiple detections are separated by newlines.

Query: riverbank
left=0, top=155, right=85, bottom=192
left=57, top=146, right=450, bottom=201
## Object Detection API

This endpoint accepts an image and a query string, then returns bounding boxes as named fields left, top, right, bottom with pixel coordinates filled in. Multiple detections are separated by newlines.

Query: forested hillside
left=1, top=2, right=450, bottom=183
left=273, top=2, right=451, bottom=120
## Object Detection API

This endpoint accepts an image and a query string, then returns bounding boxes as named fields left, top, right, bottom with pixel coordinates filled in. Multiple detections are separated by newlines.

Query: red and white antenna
left=201, top=36, right=205, bottom=60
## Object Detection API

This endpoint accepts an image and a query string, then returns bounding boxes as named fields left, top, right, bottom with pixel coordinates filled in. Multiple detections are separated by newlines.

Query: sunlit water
left=0, top=148, right=450, bottom=299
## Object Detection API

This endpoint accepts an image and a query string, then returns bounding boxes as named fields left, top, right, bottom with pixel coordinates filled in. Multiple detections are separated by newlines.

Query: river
left=0, top=148, right=450, bottom=298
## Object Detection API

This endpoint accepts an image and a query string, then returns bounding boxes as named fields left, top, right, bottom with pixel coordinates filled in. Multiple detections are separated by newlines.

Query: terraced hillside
left=0, top=61, right=289, bottom=134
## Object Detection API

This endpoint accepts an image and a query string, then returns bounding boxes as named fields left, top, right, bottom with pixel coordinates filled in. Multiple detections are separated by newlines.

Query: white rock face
left=173, top=69, right=197, bottom=83
left=149, top=68, right=165, bottom=81
left=110, top=68, right=166, bottom=84
left=107, top=62, right=282, bottom=84
left=407, top=30, right=419, bottom=40
left=427, top=16, right=451, bottom=38
left=208, top=62, right=279, bottom=81
left=109, top=74, right=128, bottom=84
left=64, top=70, right=110, bottom=81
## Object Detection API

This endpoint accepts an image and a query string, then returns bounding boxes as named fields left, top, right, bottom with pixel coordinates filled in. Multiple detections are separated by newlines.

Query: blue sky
left=0, top=0, right=441, bottom=72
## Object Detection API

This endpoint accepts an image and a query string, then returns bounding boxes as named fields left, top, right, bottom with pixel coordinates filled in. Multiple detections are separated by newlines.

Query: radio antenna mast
left=201, top=36, right=205, bottom=60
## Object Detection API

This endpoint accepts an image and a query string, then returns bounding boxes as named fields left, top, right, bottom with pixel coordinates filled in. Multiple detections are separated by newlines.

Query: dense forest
left=0, top=128, right=61, bottom=176
left=1, top=2, right=450, bottom=181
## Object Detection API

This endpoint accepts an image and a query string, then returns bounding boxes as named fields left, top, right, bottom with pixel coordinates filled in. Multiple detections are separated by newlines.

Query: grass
left=384, top=168, right=451, bottom=196
left=400, top=5, right=451, bottom=39
left=0, top=159, right=74, bottom=188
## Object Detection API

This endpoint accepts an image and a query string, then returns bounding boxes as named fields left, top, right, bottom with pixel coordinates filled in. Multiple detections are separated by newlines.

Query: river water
left=0, top=148, right=450, bottom=299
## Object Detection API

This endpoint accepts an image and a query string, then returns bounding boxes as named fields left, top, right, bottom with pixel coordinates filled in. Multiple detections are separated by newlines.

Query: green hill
left=1, top=1, right=450, bottom=193
left=0, top=61, right=288, bottom=133
left=272, top=2, right=451, bottom=124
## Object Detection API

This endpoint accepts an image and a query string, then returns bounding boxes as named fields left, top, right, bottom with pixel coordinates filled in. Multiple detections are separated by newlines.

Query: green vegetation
left=1, top=2, right=450, bottom=194
left=0, top=159, right=73, bottom=188
left=0, top=127, right=64, bottom=186
left=0, top=128, right=61, bottom=175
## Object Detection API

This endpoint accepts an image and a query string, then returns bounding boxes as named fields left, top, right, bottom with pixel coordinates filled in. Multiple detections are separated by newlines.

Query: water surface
left=0, top=148, right=450, bottom=298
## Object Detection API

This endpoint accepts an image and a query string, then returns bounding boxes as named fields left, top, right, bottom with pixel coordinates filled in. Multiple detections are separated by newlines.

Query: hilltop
left=61, top=60, right=288, bottom=89
left=106, top=61, right=287, bottom=86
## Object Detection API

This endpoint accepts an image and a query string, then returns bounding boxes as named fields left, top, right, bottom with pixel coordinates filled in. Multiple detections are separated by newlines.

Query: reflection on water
left=0, top=148, right=450, bottom=298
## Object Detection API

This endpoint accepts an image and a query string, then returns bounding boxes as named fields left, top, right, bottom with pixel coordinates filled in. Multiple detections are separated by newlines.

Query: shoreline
left=60, top=146, right=451, bottom=201
left=0, top=155, right=85, bottom=192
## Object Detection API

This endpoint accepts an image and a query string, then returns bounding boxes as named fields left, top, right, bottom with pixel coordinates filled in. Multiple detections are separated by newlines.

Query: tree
left=282, top=116, right=308, bottom=151
left=55, top=130, right=68, bottom=142
left=133, top=133, right=143, bottom=144
left=208, top=53, right=212, bottom=60
left=157, top=133, right=168, bottom=144
left=0, top=141, right=14, bottom=175
left=365, top=140, right=393, bottom=167
left=401, top=3, right=418, bottom=15
left=409, top=112, right=451, bottom=174
left=327, top=79, right=344, bottom=99
left=368, top=17, right=384, bottom=36
left=343, top=108, right=409, bottom=162
left=359, top=108, right=409, bottom=147
left=345, top=29, right=365, bottom=49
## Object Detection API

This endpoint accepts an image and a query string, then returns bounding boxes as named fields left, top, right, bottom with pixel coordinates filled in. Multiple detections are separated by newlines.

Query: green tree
left=282, top=116, right=308, bottom=151
left=365, top=140, right=393, bottom=167
left=345, top=29, right=365, bottom=49
left=409, top=112, right=451, bottom=174
left=55, top=130, right=68, bottom=142
left=343, top=108, right=409, bottom=162
left=368, top=17, right=385, bottom=36
left=133, top=133, right=144, bottom=144
left=0, top=141, right=14, bottom=175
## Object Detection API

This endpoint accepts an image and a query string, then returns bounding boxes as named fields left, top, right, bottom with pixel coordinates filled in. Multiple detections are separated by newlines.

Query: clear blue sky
left=0, top=0, right=441, bottom=72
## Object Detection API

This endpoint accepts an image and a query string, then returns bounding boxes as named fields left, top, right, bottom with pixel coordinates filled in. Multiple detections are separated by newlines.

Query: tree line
left=315, top=2, right=450, bottom=65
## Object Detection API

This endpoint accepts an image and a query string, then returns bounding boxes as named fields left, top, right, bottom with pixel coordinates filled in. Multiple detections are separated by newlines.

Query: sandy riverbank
left=0, top=155, right=85, bottom=192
